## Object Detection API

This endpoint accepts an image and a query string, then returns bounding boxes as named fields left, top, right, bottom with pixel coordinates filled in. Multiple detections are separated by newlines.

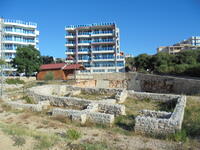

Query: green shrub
left=11, top=136, right=26, bottom=147
left=23, top=96, right=35, bottom=104
left=44, top=72, right=54, bottom=80
left=168, top=130, right=187, bottom=142
left=5, top=78, right=25, bottom=84
left=66, top=129, right=81, bottom=140
left=81, top=142, right=110, bottom=150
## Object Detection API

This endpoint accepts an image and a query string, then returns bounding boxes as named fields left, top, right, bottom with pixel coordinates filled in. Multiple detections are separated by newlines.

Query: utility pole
left=0, top=17, right=4, bottom=97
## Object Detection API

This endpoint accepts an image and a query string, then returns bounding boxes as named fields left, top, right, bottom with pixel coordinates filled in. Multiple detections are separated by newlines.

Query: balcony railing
left=3, top=38, right=35, bottom=43
left=78, top=32, right=91, bottom=35
left=79, top=48, right=90, bottom=52
left=4, top=19, right=37, bottom=26
left=66, top=22, right=115, bottom=29
left=66, top=41, right=75, bottom=44
left=93, top=56, right=114, bottom=60
left=117, top=56, right=125, bottom=59
left=4, top=29, right=35, bottom=34
left=78, top=57, right=91, bottom=60
left=92, top=39, right=114, bottom=43
left=92, top=47, right=114, bottom=51
left=92, top=31, right=113, bottom=34
left=78, top=40, right=91, bottom=43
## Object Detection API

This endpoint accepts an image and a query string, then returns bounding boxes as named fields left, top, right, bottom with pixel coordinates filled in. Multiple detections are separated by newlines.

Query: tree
left=41, top=56, right=54, bottom=64
left=0, top=59, right=6, bottom=65
left=12, top=45, right=42, bottom=76
left=134, top=54, right=152, bottom=71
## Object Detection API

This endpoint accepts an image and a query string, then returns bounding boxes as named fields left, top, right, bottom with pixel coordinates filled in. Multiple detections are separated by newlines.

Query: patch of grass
left=66, top=129, right=81, bottom=140
left=6, top=78, right=25, bottom=84
left=167, top=130, right=187, bottom=142
left=182, top=97, right=200, bottom=137
left=81, top=142, right=111, bottom=150
left=23, top=95, right=35, bottom=104
left=1, top=103, right=12, bottom=112
left=52, top=115, right=72, bottom=124
left=114, top=115, right=135, bottom=131
left=11, top=135, right=26, bottom=147
left=0, top=122, right=61, bottom=150
left=158, top=100, right=176, bottom=112
left=72, top=91, right=115, bottom=100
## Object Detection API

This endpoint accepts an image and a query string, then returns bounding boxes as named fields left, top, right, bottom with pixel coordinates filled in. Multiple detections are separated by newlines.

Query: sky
left=1, top=0, right=200, bottom=58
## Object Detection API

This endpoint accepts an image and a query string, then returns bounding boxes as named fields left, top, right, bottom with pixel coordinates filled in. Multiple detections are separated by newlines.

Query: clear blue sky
left=1, top=0, right=200, bottom=58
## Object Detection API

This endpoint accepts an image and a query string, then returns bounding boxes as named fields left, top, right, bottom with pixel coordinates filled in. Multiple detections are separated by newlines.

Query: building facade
left=65, top=22, right=125, bottom=73
left=157, top=36, right=200, bottom=54
left=179, top=36, right=200, bottom=46
left=0, top=18, right=39, bottom=72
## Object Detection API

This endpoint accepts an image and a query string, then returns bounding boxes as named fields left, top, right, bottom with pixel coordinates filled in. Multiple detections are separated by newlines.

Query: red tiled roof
left=40, top=63, right=85, bottom=71
left=40, top=63, right=66, bottom=70
left=63, top=64, right=85, bottom=70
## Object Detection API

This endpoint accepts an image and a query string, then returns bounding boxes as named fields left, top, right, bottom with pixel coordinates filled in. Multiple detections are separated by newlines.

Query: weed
left=52, top=115, right=71, bottom=124
left=23, top=95, right=35, bottom=104
left=167, top=130, right=187, bottom=142
left=11, top=135, right=26, bottom=147
left=114, top=115, right=135, bottom=131
left=81, top=141, right=111, bottom=150
left=66, top=129, right=81, bottom=140
left=0, top=122, right=61, bottom=150
left=6, top=78, right=25, bottom=84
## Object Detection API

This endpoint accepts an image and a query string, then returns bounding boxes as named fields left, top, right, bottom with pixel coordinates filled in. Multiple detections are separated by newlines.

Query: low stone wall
left=6, top=101, right=43, bottom=112
left=128, top=91, right=179, bottom=102
left=98, top=103, right=126, bottom=116
left=27, top=85, right=125, bottom=125
left=52, top=108, right=114, bottom=125
left=115, top=89, right=128, bottom=103
left=134, top=95, right=186, bottom=135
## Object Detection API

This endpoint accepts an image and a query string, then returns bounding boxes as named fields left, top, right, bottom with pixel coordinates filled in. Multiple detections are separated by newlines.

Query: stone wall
left=75, top=72, right=200, bottom=95
left=133, top=95, right=186, bottom=135
left=27, top=85, right=125, bottom=125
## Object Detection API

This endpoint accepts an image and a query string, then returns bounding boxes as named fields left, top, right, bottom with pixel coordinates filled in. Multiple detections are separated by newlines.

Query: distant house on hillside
left=37, top=63, right=85, bottom=80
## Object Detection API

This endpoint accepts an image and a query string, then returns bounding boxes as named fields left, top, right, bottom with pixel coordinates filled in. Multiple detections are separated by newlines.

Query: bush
left=168, top=130, right=187, bottom=142
left=11, top=136, right=26, bottom=147
left=44, top=72, right=54, bottom=80
left=5, top=78, right=25, bottom=84
left=66, top=129, right=81, bottom=140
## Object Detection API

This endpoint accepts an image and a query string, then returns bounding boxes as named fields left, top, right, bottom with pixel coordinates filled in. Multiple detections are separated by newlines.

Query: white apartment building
left=0, top=18, right=39, bottom=72
left=179, top=36, right=200, bottom=46
left=65, top=22, right=125, bottom=73
left=157, top=36, right=200, bottom=54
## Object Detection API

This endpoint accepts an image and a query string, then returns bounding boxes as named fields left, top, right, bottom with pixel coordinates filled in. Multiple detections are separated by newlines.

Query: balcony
left=65, top=41, right=75, bottom=46
left=4, top=29, right=36, bottom=37
left=3, top=19, right=37, bottom=28
left=78, top=40, right=91, bottom=46
left=78, top=57, right=91, bottom=62
left=3, top=38, right=36, bottom=45
left=65, top=33, right=75, bottom=38
left=78, top=48, right=90, bottom=53
left=93, top=56, right=115, bottom=61
left=92, top=47, right=115, bottom=53
left=91, top=39, right=115, bottom=44
left=91, top=31, right=114, bottom=37
left=65, top=22, right=115, bottom=30
left=116, top=56, right=125, bottom=60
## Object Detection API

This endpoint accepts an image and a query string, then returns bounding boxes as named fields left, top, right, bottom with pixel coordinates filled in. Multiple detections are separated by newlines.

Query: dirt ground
left=0, top=110, right=181, bottom=150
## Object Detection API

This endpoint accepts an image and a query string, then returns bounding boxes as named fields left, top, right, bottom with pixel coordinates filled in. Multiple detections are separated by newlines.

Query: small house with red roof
left=37, top=63, right=85, bottom=80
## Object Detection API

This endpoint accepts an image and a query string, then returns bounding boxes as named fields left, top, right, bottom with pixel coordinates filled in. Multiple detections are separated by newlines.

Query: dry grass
left=72, top=91, right=115, bottom=100
left=124, top=97, right=162, bottom=116
left=51, top=114, right=72, bottom=124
